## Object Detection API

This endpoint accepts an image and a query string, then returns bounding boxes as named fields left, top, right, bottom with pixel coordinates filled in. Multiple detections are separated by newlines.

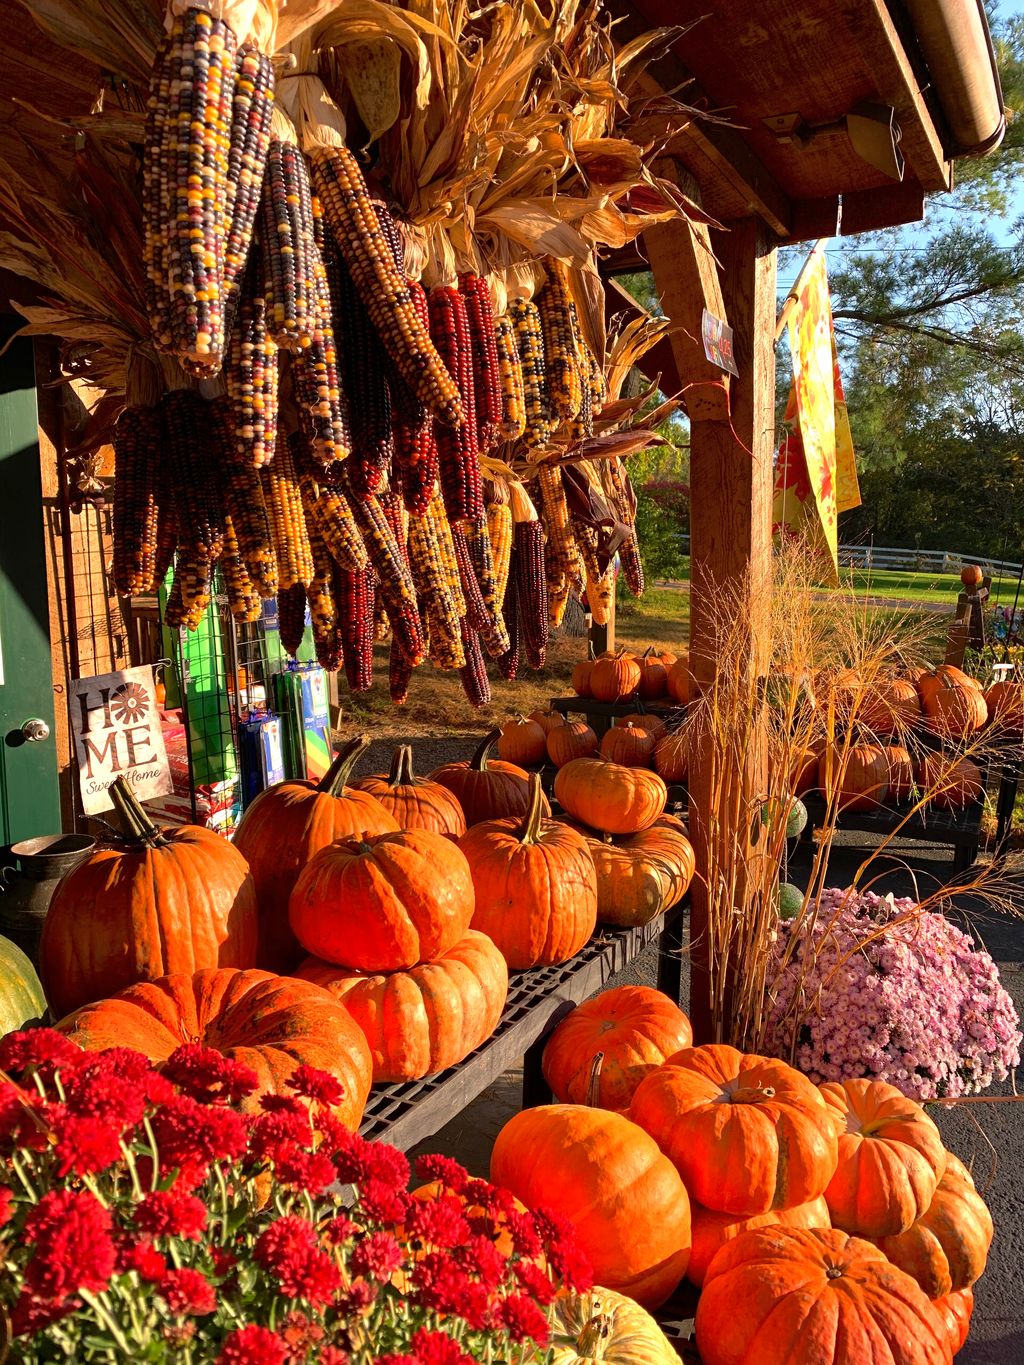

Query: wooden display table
left=798, top=794, right=984, bottom=873
left=358, top=906, right=685, bottom=1150
left=549, top=695, right=683, bottom=738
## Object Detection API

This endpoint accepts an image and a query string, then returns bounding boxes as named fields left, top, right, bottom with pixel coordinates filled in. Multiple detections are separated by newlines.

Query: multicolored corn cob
left=277, top=582, right=307, bottom=656
left=166, top=546, right=212, bottom=631
left=463, top=516, right=511, bottom=659
left=574, top=519, right=614, bottom=627
left=392, top=282, right=438, bottom=515
left=514, top=518, right=549, bottom=669
left=486, top=494, right=514, bottom=608
left=458, top=273, right=502, bottom=451
left=601, top=457, right=644, bottom=598
left=342, top=471, right=424, bottom=666
left=223, top=46, right=275, bottom=311
left=298, top=467, right=369, bottom=574
left=493, top=314, right=527, bottom=440
left=310, top=146, right=463, bottom=427
left=213, top=395, right=278, bottom=598
left=336, top=566, right=375, bottom=691
left=220, top=517, right=263, bottom=623
left=162, top=390, right=224, bottom=562
left=261, top=432, right=313, bottom=590
left=291, top=252, right=351, bottom=463
left=112, top=405, right=163, bottom=597
left=258, top=138, right=317, bottom=349
left=307, top=522, right=342, bottom=672
left=226, top=253, right=279, bottom=468
left=407, top=495, right=465, bottom=671
left=428, top=286, right=484, bottom=526
left=389, top=634, right=413, bottom=703
left=537, top=261, right=583, bottom=421
left=450, top=522, right=489, bottom=633
left=497, top=546, right=520, bottom=681
left=459, top=621, right=491, bottom=708
left=508, top=299, right=554, bottom=448
left=324, top=248, right=393, bottom=495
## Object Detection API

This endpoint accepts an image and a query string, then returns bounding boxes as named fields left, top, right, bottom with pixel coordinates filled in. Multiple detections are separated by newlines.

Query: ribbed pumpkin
left=555, top=757, right=667, bottom=835
left=687, top=1196, right=831, bottom=1288
left=933, top=1288, right=974, bottom=1357
left=295, top=930, right=508, bottom=1083
left=666, top=658, right=690, bottom=705
left=289, top=828, right=475, bottom=971
left=547, top=720, right=599, bottom=769
left=819, top=742, right=889, bottom=812
left=490, top=1104, right=692, bottom=1309
left=600, top=721, right=656, bottom=768
left=984, top=678, right=1024, bottom=737
left=917, top=666, right=988, bottom=738
left=497, top=715, right=548, bottom=767
left=40, top=778, right=258, bottom=1019
left=0, top=934, right=47, bottom=1035
left=232, top=736, right=397, bottom=968
left=918, top=754, right=984, bottom=810
left=542, top=985, right=693, bottom=1112
left=634, top=647, right=670, bottom=701
left=653, top=727, right=688, bottom=782
left=58, top=968, right=372, bottom=1128
left=883, top=743, right=916, bottom=803
left=820, top=1078, right=947, bottom=1238
left=873, top=1152, right=992, bottom=1298
left=590, top=649, right=642, bottom=703
left=550, top=1288, right=679, bottom=1365
left=629, top=1044, right=838, bottom=1216
left=571, top=657, right=596, bottom=698
left=431, top=730, right=547, bottom=826
left=579, top=823, right=695, bottom=927
left=459, top=775, right=597, bottom=970
left=961, top=564, right=984, bottom=588
left=695, top=1227, right=952, bottom=1365
left=529, top=708, right=567, bottom=737
left=861, top=677, right=922, bottom=735
left=351, top=744, right=466, bottom=837
left=622, top=712, right=669, bottom=743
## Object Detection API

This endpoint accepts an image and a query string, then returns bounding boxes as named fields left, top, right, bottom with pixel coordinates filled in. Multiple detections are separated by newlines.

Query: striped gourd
left=459, top=621, right=491, bottom=708
left=427, top=286, right=484, bottom=526
left=112, top=405, right=163, bottom=598
left=261, top=433, right=313, bottom=590
left=463, top=517, right=511, bottom=659
left=336, top=566, right=375, bottom=692
left=458, top=272, right=502, bottom=450
left=324, top=248, right=393, bottom=496
left=310, top=146, right=463, bottom=427
left=493, top=314, right=527, bottom=440
left=226, top=252, right=279, bottom=469
left=162, top=390, right=224, bottom=562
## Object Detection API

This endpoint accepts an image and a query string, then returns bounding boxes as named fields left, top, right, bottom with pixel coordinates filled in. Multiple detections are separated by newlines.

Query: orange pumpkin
left=497, top=715, right=548, bottom=767
left=820, top=1079, right=947, bottom=1238
left=687, top=1196, right=831, bottom=1288
left=917, top=667, right=988, bottom=738
left=861, top=677, right=922, bottom=735
left=40, top=778, right=258, bottom=1019
left=459, top=775, right=597, bottom=970
left=431, top=730, right=548, bottom=826
left=590, top=649, right=642, bottom=703
left=547, top=720, right=599, bottom=769
left=232, top=736, right=398, bottom=968
left=295, top=930, right=508, bottom=1083
left=695, top=1227, right=951, bottom=1365
left=555, top=757, right=667, bottom=835
left=961, top=564, right=984, bottom=588
left=490, top=1105, right=692, bottom=1309
left=819, top=742, right=890, bottom=812
left=883, top=744, right=916, bottom=803
left=351, top=744, right=466, bottom=837
left=918, top=754, right=984, bottom=810
left=622, top=712, right=668, bottom=743
left=791, top=744, right=820, bottom=796
left=571, top=658, right=596, bottom=698
left=629, top=1044, right=838, bottom=1216
left=874, top=1152, right=992, bottom=1298
left=289, top=829, right=475, bottom=971
left=529, top=708, right=567, bottom=737
left=542, top=985, right=693, bottom=1112
left=600, top=722, right=656, bottom=768
left=579, top=823, right=695, bottom=927
left=653, top=727, right=688, bottom=783
left=666, top=658, right=690, bottom=705
left=58, top=968, right=371, bottom=1128
left=634, top=647, right=670, bottom=701
left=984, top=678, right=1024, bottom=737
left=933, top=1288, right=974, bottom=1357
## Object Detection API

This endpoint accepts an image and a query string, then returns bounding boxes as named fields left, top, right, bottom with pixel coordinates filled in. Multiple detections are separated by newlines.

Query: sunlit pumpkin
left=351, top=744, right=466, bottom=837
left=653, top=727, right=688, bottom=783
left=883, top=743, right=916, bottom=803
left=555, top=757, right=667, bottom=835
left=547, top=720, right=599, bottom=769
left=820, top=1078, right=947, bottom=1238
left=629, top=1044, right=838, bottom=1216
left=622, top=712, right=669, bottom=743
left=529, top=708, right=567, bottom=737
left=819, top=742, right=890, bottom=812
left=572, top=658, right=596, bottom=698
left=984, top=678, right=1024, bottom=738
left=295, top=930, right=508, bottom=1083
left=666, top=658, right=690, bottom=704
left=431, top=730, right=548, bottom=826
left=289, top=828, right=475, bottom=971
left=232, top=736, right=397, bottom=969
left=932, top=1288, right=974, bottom=1357
left=491, top=1104, right=692, bottom=1309
left=41, top=778, right=258, bottom=1018
left=634, top=647, right=670, bottom=701
left=695, top=1227, right=951, bottom=1365
left=960, top=564, right=984, bottom=588
left=542, top=985, right=693, bottom=1111
left=590, top=649, right=642, bottom=703
left=861, top=677, right=922, bottom=736
left=576, top=822, right=695, bottom=927
left=600, top=721, right=656, bottom=768
left=59, top=968, right=372, bottom=1128
left=790, top=744, right=820, bottom=796
left=550, top=1288, right=679, bottom=1365
left=687, top=1196, right=831, bottom=1287
left=459, top=775, right=597, bottom=970
left=497, top=715, right=549, bottom=767
left=917, top=754, right=984, bottom=811
left=917, top=666, right=987, bottom=739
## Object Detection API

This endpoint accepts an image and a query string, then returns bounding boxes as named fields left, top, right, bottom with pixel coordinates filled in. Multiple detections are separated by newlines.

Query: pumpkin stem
left=471, top=729, right=501, bottom=772
left=576, top=1316, right=612, bottom=1356
left=585, top=1051, right=605, bottom=1107
left=320, top=735, right=371, bottom=796
left=388, top=744, right=416, bottom=788
left=109, top=776, right=166, bottom=848
left=517, top=773, right=546, bottom=845
left=642, top=645, right=655, bottom=660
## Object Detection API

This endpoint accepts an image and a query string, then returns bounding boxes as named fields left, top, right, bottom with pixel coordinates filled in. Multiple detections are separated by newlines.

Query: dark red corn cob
left=343, top=471, right=424, bottom=666
left=514, top=519, right=549, bottom=670
left=459, top=620, right=491, bottom=708
left=336, top=566, right=375, bottom=692
left=428, top=286, right=484, bottom=526
left=393, top=282, right=438, bottom=516
left=497, top=546, right=520, bottom=681
left=389, top=634, right=414, bottom=704
left=458, top=272, right=502, bottom=451
left=277, top=583, right=307, bottom=657
left=450, top=522, right=490, bottom=633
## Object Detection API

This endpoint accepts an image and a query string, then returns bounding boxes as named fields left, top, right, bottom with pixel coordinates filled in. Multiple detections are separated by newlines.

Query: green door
left=0, top=328, right=61, bottom=850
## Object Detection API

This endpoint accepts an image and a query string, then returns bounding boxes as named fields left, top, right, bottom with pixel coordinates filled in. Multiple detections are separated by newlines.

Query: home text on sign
left=71, top=666, right=173, bottom=815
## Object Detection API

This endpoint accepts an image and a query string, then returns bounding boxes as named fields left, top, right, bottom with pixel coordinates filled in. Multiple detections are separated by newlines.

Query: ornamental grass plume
left=0, top=1032, right=591, bottom=1362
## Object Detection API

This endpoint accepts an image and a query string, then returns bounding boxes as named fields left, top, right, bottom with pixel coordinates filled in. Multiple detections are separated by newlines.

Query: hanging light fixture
left=762, top=102, right=905, bottom=182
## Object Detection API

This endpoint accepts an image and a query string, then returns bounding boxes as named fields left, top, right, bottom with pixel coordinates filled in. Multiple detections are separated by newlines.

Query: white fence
left=673, top=535, right=1022, bottom=580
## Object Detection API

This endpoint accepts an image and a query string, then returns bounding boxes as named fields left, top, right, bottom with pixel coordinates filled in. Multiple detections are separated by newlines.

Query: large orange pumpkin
left=459, top=775, right=597, bottom=970
left=917, top=667, right=988, bottom=739
left=58, top=968, right=372, bottom=1128
left=666, top=658, right=690, bottom=705
left=791, top=744, right=820, bottom=796
left=622, top=712, right=669, bottom=743
left=874, top=1152, right=992, bottom=1298
left=497, top=715, right=548, bottom=767
left=600, top=721, right=656, bottom=768
left=932, top=1288, right=974, bottom=1357
left=547, top=721, right=599, bottom=769
left=554, top=757, right=667, bottom=835
left=634, top=648, right=670, bottom=701
left=289, top=829, right=475, bottom=971
left=295, top=930, right=508, bottom=1083
left=431, top=730, right=548, bottom=826
left=578, top=823, right=695, bottom=927
left=861, top=678, right=922, bottom=736
left=529, top=708, right=567, bottom=737
left=571, top=657, right=596, bottom=698
left=232, top=736, right=398, bottom=968
left=687, top=1196, right=831, bottom=1288
left=883, top=743, right=916, bottom=803
left=541, top=985, right=693, bottom=1112
left=918, top=754, right=984, bottom=810
left=590, top=649, right=642, bottom=703
left=695, top=1226, right=952, bottom=1365
left=490, top=1104, right=692, bottom=1309
left=820, top=1079, right=947, bottom=1238
left=984, top=678, right=1024, bottom=738
left=351, top=744, right=466, bottom=837
left=819, top=742, right=890, bottom=812
left=629, top=1044, right=838, bottom=1216
left=40, top=778, right=258, bottom=1018
left=653, top=727, right=688, bottom=783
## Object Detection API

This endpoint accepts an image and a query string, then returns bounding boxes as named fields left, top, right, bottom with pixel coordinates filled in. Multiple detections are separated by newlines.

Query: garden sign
left=71, top=666, right=173, bottom=814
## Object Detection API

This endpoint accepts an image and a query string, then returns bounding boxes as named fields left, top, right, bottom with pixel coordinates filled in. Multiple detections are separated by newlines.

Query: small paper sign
left=71, top=666, right=173, bottom=814
left=701, top=308, right=739, bottom=377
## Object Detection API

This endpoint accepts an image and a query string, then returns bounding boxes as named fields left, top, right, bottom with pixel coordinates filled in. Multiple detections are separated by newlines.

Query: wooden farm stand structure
left=0, top=0, right=1004, bottom=1144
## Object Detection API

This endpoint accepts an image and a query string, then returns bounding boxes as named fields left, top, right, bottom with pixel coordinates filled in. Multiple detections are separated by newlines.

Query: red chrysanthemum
left=336, top=1278, right=376, bottom=1314
left=280, top=1308, right=325, bottom=1354
left=404, top=1194, right=471, bottom=1251
left=413, top=1254, right=482, bottom=1320
left=255, top=1216, right=339, bottom=1300
left=411, top=1328, right=476, bottom=1365
left=366, top=1142, right=410, bottom=1189
left=163, top=1044, right=259, bottom=1106
left=258, top=1092, right=308, bottom=1117
left=273, top=1143, right=337, bottom=1195
left=499, top=1293, right=550, bottom=1345
left=331, top=1131, right=376, bottom=1184
left=415, top=1153, right=469, bottom=1193
left=324, top=1213, right=355, bottom=1246
left=375, top=1356, right=416, bottom=1365
left=454, top=1234, right=506, bottom=1292
left=514, top=1259, right=557, bottom=1306
left=463, top=1179, right=515, bottom=1217
left=297, top=1247, right=342, bottom=1306
left=208, top=1245, right=238, bottom=1279
left=0, top=1028, right=81, bottom=1080
left=349, top=1230, right=403, bottom=1282
left=0, top=1184, right=14, bottom=1229
left=161, top=1266, right=217, bottom=1316
left=136, top=1188, right=208, bottom=1241
left=10, top=1290, right=77, bottom=1338
left=505, top=1210, right=542, bottom=1259
left=62, top=1055, right=151, bottom=1129
left=148, top=1095, right=247, bottom=1188
left=51, top=1112, right=122, bottom=1177
left=23, top=1189, right=115, bottom=1299
left=116, top=1235, right=167, bottom=1283
left=357, top=1177, right=408, bottom=1224
left=217, top=1324, right=288, bottom=1365
left=247, top=1108, right=313, bottom=1166
left=318, top=1348, right=349, bottom=1365
left=287, top=1064, right=344, bottom=1106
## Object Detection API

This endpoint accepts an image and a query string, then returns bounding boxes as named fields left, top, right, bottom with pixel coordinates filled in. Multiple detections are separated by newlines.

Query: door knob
left=21, top=718, right=50, bottom=742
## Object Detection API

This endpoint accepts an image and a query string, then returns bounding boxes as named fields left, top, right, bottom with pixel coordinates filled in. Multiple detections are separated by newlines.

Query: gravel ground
left=348, top=733, right=484, bottom=781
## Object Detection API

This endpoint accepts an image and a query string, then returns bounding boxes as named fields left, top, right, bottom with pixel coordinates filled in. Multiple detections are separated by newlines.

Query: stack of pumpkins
left=492, top=983, right=993, bottom=1364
